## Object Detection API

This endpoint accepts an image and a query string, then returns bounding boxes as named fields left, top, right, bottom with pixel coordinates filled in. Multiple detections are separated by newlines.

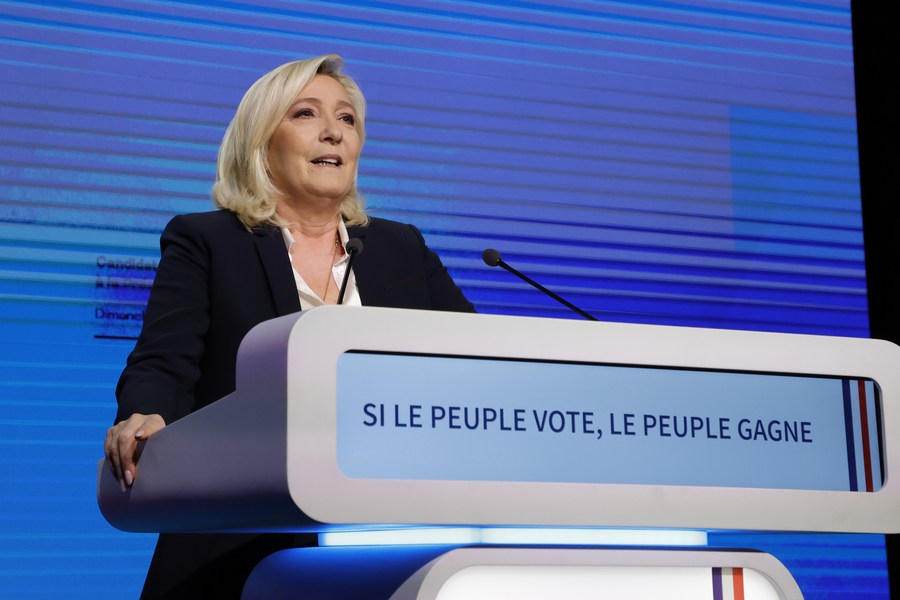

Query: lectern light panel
left=337, top=354, right=880, bottom=492
left=241, top=547, right=802, bottom=600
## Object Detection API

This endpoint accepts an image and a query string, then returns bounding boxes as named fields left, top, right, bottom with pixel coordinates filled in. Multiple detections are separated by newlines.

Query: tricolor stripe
left=712, top=567, right=745, bottom=600
left=842, top=378, right=883, bottom=492
left=858, top=380, right=874, bottom=492
left=842, top=379, right=858, bottom=491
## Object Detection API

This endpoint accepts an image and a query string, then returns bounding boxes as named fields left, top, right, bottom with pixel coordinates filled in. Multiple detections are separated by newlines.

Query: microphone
left=482, top=248, right=597, bottom=321
left=337, top=238, right=363, bottom=305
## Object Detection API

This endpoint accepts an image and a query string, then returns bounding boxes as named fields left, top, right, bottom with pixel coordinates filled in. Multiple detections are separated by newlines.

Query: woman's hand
left=104, top=413, right=166, bottom=492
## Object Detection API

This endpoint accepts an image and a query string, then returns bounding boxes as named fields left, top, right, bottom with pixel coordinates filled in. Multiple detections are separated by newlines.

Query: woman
left=105, top=54, right=473, bottom=598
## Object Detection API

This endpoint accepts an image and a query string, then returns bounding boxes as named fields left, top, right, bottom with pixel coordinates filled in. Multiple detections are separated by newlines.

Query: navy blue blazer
left=115, top=209, right=474, bottom=424
left=116, top=210, right=474, bottom=599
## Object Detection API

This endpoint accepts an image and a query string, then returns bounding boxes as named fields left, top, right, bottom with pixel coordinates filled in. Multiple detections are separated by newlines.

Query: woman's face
left=267, top=75, right=361, bottom=207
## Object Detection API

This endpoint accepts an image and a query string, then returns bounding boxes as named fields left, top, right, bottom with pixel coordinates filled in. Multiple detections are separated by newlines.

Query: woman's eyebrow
left=290, top=96, right=321, bottom=107
left=289, top=97, right=354, bottom=111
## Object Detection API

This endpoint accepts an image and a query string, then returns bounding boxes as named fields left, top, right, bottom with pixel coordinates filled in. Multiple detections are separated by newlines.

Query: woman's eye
left=292, top=108, right=314, bottom=118
left=340, top=114, right=356, bottom=125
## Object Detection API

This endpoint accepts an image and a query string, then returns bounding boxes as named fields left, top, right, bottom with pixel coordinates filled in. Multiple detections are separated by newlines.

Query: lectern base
left=241, top=546, right=802, bottom=599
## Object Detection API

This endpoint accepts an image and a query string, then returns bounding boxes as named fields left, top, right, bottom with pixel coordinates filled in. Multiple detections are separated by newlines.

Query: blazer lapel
left=252, top=225, right=302, bottom=316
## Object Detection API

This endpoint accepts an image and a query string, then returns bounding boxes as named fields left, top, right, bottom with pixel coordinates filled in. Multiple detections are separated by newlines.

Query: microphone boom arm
left=483, top=248, right=597, bottom=321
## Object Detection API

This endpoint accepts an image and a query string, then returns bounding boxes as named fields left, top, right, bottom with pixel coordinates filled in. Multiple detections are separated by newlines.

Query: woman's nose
left=320, top=116, right=343, bottom=144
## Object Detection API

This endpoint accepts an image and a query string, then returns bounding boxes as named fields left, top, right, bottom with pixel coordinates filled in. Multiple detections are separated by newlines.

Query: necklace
left=321, top=231, right=340, bottom=303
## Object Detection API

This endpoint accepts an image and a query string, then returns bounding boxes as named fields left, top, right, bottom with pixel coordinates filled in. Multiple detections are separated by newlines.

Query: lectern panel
left=287, top=307, right=900, bottom=533
left=336, top=352, right=883, bottom=492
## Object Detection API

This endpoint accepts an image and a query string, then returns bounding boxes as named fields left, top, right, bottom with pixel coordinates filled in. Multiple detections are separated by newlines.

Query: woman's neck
left=276, top=200, right=342, bottom=238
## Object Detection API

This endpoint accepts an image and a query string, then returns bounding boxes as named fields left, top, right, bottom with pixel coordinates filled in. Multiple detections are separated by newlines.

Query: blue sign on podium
left=338, top=352, right=883, bottom=493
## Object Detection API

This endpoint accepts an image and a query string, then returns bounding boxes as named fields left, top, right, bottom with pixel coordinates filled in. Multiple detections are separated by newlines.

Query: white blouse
left=281, top=221, right=361, bottom=310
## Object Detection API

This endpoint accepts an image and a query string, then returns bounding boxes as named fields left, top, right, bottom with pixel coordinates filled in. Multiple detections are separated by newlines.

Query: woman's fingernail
left=124, top=470, right=134, bottom=487
left=135, top=430, right=144, bottom=438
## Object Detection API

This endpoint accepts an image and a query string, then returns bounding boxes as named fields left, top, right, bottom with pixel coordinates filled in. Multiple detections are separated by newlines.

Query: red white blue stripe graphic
left=842, top=378, right=883, bottom=492
left=712, top=567, right=744, bottom=600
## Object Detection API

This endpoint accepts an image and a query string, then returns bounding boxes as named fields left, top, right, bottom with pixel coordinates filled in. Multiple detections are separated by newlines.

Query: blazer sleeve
left=114, top=214, right=212, bottom=425
left=352, top=218, right=475, bottom=313
left=408, top=223, right=475, bottom=313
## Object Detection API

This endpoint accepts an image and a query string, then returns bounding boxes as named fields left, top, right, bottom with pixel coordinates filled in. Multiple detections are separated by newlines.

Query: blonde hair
left=212, top=54, right=368, bottom=228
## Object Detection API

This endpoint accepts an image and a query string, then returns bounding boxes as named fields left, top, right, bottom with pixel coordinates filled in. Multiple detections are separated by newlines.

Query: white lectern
left=99, top=307, right=900, bottom=599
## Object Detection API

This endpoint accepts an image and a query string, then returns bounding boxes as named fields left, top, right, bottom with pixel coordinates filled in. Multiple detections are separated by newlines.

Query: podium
left=98, top=307, right=900, bottom=598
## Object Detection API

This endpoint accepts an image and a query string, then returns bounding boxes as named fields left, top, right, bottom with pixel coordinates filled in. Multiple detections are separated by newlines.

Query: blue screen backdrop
left=0, top=1, right=883, bottom=598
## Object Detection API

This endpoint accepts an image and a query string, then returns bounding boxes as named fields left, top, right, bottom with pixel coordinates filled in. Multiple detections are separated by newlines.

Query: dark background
left=854, top=1, right=900, bottom=593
